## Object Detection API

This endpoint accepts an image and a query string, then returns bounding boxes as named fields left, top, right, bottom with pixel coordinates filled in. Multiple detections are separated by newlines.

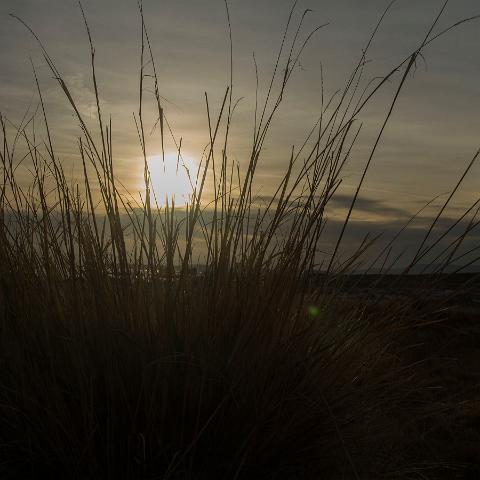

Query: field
left=1, top=1, right=479, bottom=479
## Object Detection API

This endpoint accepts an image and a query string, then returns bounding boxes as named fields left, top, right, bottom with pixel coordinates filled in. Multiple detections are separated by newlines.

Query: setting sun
left=144, top=154, right=198, bottom=207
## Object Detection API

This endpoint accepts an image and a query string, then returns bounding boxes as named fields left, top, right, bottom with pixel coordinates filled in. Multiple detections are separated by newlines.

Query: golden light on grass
left=145, top=153, right=198, bottom=207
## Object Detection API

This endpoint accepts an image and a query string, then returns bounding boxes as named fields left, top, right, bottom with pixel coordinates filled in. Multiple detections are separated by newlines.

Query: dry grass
left=0, top=1, right=479, bottom=478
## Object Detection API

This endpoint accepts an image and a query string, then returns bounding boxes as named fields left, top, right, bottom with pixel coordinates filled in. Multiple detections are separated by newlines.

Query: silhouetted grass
left=1, top=1, right=479, bottom=478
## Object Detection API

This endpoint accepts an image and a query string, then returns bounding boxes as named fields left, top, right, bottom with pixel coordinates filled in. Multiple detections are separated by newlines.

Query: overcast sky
left=1, top=0, right=479, bottom=266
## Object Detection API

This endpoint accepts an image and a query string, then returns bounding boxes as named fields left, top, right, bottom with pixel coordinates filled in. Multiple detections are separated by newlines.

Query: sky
left=1, top=0, right=479, bottom=268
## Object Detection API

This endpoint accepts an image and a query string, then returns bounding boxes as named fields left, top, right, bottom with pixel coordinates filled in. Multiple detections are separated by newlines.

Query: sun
left=144, top=153, right=198, bottom=207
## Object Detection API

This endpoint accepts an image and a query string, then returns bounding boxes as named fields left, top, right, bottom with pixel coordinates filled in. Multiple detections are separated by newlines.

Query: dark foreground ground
left=345, top=274, right=480, bottom=478
left=408, top=305, right=480, bottom=479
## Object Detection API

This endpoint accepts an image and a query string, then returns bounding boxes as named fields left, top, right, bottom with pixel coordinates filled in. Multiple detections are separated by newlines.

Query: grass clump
left=1, top=2, right=479, bottom=478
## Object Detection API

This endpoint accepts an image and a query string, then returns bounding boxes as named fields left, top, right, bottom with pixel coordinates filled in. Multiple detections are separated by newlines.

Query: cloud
left=328, top=193, right=412, bottom=220
left=0, top=0, right=478, bottom=246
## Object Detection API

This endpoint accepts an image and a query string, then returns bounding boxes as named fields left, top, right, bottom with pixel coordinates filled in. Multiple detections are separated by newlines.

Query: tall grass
left=1, top=1, right=479, bottom=478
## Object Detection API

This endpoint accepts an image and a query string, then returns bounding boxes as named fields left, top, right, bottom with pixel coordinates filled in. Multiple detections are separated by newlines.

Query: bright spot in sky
left=145, top=154, right=198, bottom=207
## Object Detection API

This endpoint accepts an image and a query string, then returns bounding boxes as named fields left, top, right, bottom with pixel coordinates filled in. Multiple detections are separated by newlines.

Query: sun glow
left=144, top=154, right=198, bottom=207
